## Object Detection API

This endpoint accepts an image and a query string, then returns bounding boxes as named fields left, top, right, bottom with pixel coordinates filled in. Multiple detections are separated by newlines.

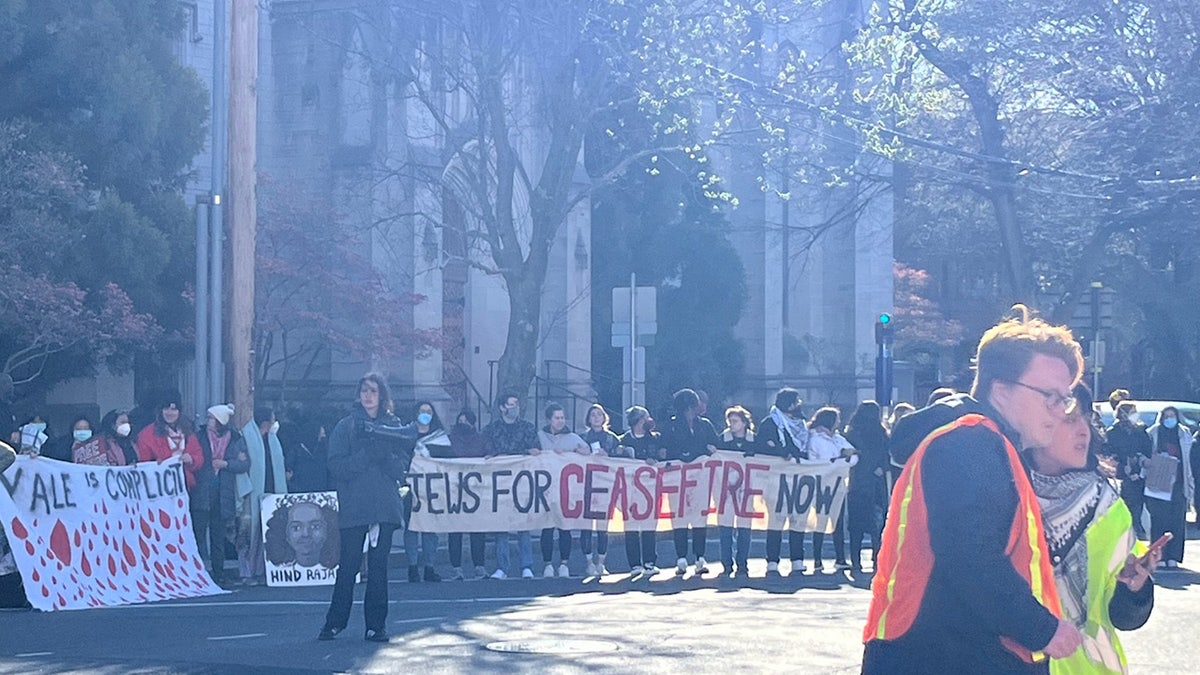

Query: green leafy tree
left=0, top=0, right=209, bottom=388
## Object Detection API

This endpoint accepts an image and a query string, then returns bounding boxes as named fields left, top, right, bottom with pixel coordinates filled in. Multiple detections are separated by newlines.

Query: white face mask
left=116, top=423, right=132, bottom=437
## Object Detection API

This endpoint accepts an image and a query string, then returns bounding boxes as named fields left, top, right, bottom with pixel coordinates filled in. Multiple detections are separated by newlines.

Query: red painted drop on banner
left=9, top=518, right=27, bottom=539
left=49, top=521, right=72, bottom=566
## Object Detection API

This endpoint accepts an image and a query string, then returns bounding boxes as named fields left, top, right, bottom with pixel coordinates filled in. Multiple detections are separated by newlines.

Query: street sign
left=612, top=286, right=657, bottom=325
left=611, top=321, right=657, bottom=346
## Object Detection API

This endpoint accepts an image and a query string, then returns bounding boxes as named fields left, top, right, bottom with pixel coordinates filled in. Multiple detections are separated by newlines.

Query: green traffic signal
left=878, top=313, right=891, bottom=324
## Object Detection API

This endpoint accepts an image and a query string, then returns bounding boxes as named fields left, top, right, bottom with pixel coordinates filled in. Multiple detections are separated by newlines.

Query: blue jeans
left=402, top=492, right=439, bottom=567
left=403, top=529, right=440, bottom=568
left=495, top=531, right=534, bottom=573
left=719, top=526, right=751, bottom=569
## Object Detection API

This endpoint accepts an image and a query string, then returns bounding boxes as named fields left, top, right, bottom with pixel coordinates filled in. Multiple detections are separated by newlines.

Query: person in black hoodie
left=661, top=388, right=718, bottom=576
left=759, top=387, right=808, bottom=575
left=844, top=401, right=889, bottom=574
left=1104, top=401, right=1152, bottom=540
left=319, top=373, right=416, bottom=643
left=716, top=405, right=757, bottom=577
left=617, top=406, right=663, bottom=575
left=863, top=308, right=1085, bottom=674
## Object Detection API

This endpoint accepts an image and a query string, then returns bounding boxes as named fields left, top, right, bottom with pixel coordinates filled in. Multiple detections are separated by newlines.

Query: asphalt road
left=1, top=535, right=1197, bottom=673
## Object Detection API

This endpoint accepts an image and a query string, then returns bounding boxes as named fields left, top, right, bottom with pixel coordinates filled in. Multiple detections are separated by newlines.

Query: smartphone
left=1144, top=532, right=1173, bottom=557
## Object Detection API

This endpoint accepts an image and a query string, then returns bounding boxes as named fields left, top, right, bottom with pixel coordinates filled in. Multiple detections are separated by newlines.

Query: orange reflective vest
left=863, top=413, right=1062, bottom=663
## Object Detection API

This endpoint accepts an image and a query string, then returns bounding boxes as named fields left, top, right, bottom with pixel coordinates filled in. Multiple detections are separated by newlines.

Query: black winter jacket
left=195, top=428, right=248, bottom=515
left=757, top=415, right=806, bottom=459
left=327, top=405, right=414, bottom=529
left=661, top=415, right=718, bottom=463
left=864, top=395, right=1059, bottom=675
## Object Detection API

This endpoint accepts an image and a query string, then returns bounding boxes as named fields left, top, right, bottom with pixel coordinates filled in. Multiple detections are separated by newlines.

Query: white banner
left=407, top=451, right=850, bottom=534
left=0, top=456, right=224, bottom=610
left=261, top=492, right=345, bottom=587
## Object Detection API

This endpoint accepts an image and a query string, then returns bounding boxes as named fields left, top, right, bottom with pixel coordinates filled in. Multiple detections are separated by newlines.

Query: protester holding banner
left=0, top=441, right=23, bottom=608
left=320, top=373, right=416, bottom=643
left=760, top=388, right=808, bottom=575
left=135, top=393, right=203, bottom=488
left=196, top=404, right=246, bottom=584
left=579, top=404, right=619, bottom=576
left=538, top=403, right=590, bottom=578
left=484, top=393, right=541, bottom=580
left=717, top=405, right=757, bottom=577
left=662, top=388, right=718, bottom=576
left=844, top=401, right=889, bottom=574
left=804, top=407, right=856, bottom=572
left=1145, top=407, right=1192, bottom=567
left=446, top=410, right=491, bottom=580
left=73, top=409, right=134, bottom=466
left=617, top=406, right=663, bottom=575
left=404, top=401, right=447, bottom=583
left=234, top=408, right=287, bottom=585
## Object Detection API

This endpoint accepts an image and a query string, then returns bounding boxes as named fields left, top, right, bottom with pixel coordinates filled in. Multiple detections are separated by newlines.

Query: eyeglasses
left=1007, top=380, right=1077, bottom=415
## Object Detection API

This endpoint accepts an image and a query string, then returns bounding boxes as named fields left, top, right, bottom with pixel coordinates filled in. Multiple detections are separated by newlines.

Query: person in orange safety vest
left=862, top=306, right=1086, bottom=674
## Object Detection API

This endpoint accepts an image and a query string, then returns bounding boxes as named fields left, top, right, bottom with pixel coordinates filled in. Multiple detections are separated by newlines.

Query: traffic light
left=875, top=313, right=894, bottom=344
left=875, top=313, right=894, bottom=407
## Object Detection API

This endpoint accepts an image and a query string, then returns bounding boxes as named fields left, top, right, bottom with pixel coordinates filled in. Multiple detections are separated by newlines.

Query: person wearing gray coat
left=319, top=373, right=416, bottom=644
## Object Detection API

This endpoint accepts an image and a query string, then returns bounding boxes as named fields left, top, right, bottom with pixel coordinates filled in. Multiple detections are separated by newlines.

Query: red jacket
left=135, top=424, right=205, bottom=491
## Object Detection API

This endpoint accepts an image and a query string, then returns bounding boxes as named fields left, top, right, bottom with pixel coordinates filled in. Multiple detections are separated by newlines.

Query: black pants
left=1121, top=478, right=1148, bottom=538
left=580, top=530, right=608, bottom=556
left=624, top=531, right=657, bottom=568
left=448, top=532, right=486, bottom=568
left=673, top=526, right=707, bottom=560
left=1147, top=493, right=1187, bottom=563
left=324, top=523, right=396, bottom=633
left=541, top=528, right=572, bottom=563
left=766, top=530, right=804, bottom=563
left=812, top=510, right=846, bottom=564
left=847, top=487, right=885, bottom=569
left=190, top=506, right=221, bottom=574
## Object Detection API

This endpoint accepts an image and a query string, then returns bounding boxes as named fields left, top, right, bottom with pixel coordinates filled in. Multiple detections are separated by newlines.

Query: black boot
left=408, top=565, right=421, bottom=583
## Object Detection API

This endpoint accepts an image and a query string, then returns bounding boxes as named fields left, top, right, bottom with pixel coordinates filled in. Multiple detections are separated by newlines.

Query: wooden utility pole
left=229, top=0, right=257, bottom=428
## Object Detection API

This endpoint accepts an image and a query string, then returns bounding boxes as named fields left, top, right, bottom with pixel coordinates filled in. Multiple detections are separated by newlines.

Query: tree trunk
left=495, top=273, right=543, bottom=407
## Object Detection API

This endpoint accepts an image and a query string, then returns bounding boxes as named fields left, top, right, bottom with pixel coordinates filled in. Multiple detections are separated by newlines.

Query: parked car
left=1094, top=400, right=1200, bottom=429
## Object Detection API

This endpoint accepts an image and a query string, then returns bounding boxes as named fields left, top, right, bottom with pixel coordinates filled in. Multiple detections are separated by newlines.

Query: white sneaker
left=630, top=565, right=645, bottom=576
left=543, top=563, right=556, bottom=578
left=586, top=561, right=598, bottom=577
left=597, top=561, right=609, bottom=576
left=558, top=563, right=571, bottom=578
left=695, top=557, right=709, bottom=574
left=645, top=563, right=658, bottom=575
left=490, top=569, right=507, bottom=580
left=791, top=559, right=806, bottom=575
left=450, top=566, right=464, bottom=580
left=766, top=561, right=779, bottom=574
left=521, top=567, right=535, bottom=579
left=474, top=565, right=487, bottom=579
left=676, top=557, right=688, bottom=574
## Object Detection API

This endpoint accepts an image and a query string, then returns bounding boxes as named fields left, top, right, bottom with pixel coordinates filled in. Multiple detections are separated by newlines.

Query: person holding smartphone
left=1025, top=383, right=1157, bottom=674
left=580, top=404, right=619, bottom=576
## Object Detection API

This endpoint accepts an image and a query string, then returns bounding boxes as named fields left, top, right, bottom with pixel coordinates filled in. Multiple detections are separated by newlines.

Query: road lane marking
left=15, top=652, right=53, bottom=657
left=107, top=597, right=540, bottom=609
left=393, top=616, right=447, bottom=624
left=207, top=633, right=268, bottom=641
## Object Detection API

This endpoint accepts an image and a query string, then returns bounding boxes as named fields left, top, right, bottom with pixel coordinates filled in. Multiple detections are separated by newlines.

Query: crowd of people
left=0, top=307, right=1193, bottom=668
